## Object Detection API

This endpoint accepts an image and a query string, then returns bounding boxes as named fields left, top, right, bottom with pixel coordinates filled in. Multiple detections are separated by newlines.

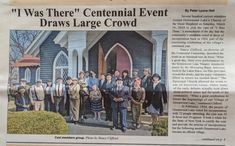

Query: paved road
left=68, top=118, right=152, bottom=136
left=67, top=112, right=153, bottom=136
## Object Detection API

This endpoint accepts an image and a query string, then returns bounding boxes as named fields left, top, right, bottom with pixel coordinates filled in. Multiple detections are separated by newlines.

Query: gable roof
left=25, top=31, right=52, bottom=56
left=25, top=31, right=153, bottom=56
left=13, top=54, right=40, bottom=67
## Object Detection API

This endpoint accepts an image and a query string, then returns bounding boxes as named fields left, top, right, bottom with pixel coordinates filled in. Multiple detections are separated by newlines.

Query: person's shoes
left=121, top=127, right=127, bottom=133
left=80, top=118, right=85, bottom=123
left=132, top=123, right=136, bottom=130
left=136, top=124, right=141, bottom=129
left=67, top=118, right=74, bottom=123
left=97, top=118, right=102, bottom=121
left=74, top=121, right=79, bottom=125
left=110, top=126, right=118, bottom=130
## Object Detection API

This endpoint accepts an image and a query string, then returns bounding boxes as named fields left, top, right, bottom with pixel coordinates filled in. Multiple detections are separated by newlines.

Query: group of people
left=9, top=68, right=168, bottom=133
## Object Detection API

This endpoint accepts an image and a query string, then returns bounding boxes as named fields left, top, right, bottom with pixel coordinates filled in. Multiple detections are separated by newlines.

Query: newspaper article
left=0, top=0, right=235, bottom=146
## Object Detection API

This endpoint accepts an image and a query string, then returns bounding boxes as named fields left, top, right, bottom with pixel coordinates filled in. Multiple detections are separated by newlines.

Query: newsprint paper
left=0, top=0, right=235, bottom=146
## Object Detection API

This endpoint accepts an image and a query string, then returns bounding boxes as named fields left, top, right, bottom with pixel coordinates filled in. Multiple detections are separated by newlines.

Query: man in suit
left=112, top=70, right=120, bottom=83
left=99, top=74, right=106, bottom=109
left=141, top=68, right=152, bottom=113
left=69, top=78, right=81, bottom=124
left=53, top=77, right=67, bottom=115
left=110, top=77, right=130, bottom=133
left=65, top=77, right=73, bottom=116
left=102, top=73, right=115, bottom=121
left=99, top=74, right=106, bottom=89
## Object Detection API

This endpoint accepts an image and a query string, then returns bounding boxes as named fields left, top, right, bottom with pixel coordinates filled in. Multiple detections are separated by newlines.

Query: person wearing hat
left=9, top=82, right=18, bottom=102
left=18, top=78, right=30, bottom=100
left=131, top=69, right=140, bottom=86
left=110, top=77, right=130, bottom=133
left=130, top=78, right=145, bottom=129
left=20, top=78, right=27, bottom=86
left=29, top=79, right=45, bottom=111
left=122, top=70, right=132, bottom=88
left=112, top=70, right=120, bottom=83
left=15, top=86, right=30, bottom=111
left=65, top=77, right=73, bottom=116
left=141, top=68, right=152, bottom=113
left=68, top=78, right=81, bottom=124
left=88, top=71, right=99, bottom=91
left=44, top=80, right=54, bottom=111
left=78, top=71, right=89, bottom=122
left=84, top=71, right=90, bottom=85
left=52, top=77, right=67, bottom=115
left=146, top=73, right=167, bottom=125
left=101, top=73, right=115, bottom=121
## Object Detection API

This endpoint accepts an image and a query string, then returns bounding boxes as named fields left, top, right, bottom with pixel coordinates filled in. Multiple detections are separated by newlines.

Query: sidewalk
left=68, top=121, right=152, bottom=135
left=67, top=111, right=167, bottom=136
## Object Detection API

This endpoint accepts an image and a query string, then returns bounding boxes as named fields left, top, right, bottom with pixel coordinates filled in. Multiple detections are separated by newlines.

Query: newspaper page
left=0, top=0, right=235, bottom=146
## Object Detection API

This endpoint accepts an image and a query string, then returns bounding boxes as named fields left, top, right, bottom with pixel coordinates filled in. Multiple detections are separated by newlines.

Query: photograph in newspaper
left=7, top=30, right=169, bottom=136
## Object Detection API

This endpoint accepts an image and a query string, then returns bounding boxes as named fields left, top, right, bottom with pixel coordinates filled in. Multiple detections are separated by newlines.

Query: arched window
left=25, top=68, right=31, bottom=83
left=11, top=67, right=19, bottom=82
left=35, top=68, right=40, bottom=81
left=53, top=51, right=68, bottom=82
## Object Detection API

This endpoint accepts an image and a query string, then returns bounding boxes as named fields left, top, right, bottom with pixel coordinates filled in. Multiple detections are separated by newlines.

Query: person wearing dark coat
left=78, top=71, right=89, bottom=122
left=110, top=77, right=130, bottom=133
left=15, top=86, right=30, bottom=111
left=122, top=70, right=132, bottom=88
left=99, top=74, right=106, bottom=109
left=44, top=80, right=54, bottom=112
left=141, top=68, right=152, bottom=112
left=146, top=73, right=167, bottom=125
left=65, top=77, right=73, bottom=116
left=102, top=73, right=115, bottom=121
left=112, top=70, right=120, bottom=83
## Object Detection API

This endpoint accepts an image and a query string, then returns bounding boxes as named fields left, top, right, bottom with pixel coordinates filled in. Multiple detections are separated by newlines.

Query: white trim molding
left=53, top=31, right=68, bottom=48
left=25, top=68, right=31, bottom=83
left=25, top=31, right=52, bottom=56
left=105, top=43, right=133, bottom=77
left=53, top=51, right=69, bottom=82
left=35, top=67, right=40, bottom=82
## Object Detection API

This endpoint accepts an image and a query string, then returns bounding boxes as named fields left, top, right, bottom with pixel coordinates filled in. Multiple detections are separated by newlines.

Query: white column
left=152, top=31, right=167, bottom=74
left=68, top=50, right=73, bottom=77
left=68, top=31, right=87, bottom=77
left=83, top=51, right=89, bottom=71
left=77, top=53, right=83, bottom=74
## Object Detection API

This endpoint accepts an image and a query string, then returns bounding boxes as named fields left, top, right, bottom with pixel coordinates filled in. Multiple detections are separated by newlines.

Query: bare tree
left=9, top=30, right=40, bottom=84
left=10, top=30, right=40, bottom=62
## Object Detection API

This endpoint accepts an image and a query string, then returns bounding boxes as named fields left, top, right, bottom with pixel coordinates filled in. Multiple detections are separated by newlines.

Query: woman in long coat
left=146, top=74, right=167, bottom=125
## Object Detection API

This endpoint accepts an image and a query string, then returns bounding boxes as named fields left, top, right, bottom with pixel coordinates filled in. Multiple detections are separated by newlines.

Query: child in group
left=90, top=84, right=102, bottom=121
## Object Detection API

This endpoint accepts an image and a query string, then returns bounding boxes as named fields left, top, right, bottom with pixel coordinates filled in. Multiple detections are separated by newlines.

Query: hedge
left=8, top=111, right=68, bottom=134
left=151, top=117, right=168, bottom=136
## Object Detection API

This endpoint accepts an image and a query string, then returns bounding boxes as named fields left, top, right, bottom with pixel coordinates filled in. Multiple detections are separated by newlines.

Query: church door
left=105, top=44, right=132, bottom=75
